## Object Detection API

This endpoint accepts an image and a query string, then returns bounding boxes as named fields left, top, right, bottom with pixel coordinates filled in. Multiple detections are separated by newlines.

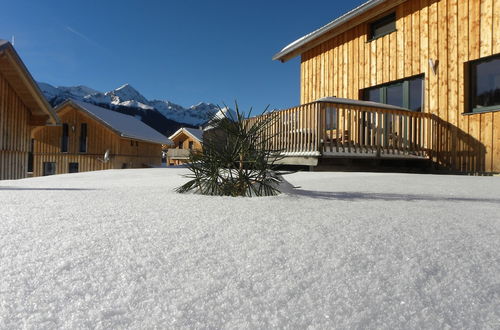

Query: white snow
left=0, top=169, right=499, bottom=328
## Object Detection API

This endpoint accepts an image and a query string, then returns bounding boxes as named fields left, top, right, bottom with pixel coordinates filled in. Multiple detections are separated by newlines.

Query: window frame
left=43, top=162, right=56, bottom=176
left=466, top=53, right=500, bottom=114
left=68, top=162, right=79, bottom=173
left=368, top=12, right=397, bottom=42
left=361, top=74, right=425, bottom=112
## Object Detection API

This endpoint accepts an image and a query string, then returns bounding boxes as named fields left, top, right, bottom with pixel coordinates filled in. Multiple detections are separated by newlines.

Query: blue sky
left=1, top=0, right=364, bottom=113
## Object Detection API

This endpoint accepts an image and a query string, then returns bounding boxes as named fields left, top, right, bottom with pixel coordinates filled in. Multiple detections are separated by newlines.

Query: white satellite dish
left=98, top=149, right=111, bottom=163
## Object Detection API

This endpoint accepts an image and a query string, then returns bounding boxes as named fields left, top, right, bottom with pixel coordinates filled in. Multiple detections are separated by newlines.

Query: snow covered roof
left=0, top=40, right=59, bottom=124
left=273, top=0, right=390, bottom=62
left=168, top=127, right=203, bottom=143
left=57, top=100, right=173, bottom=145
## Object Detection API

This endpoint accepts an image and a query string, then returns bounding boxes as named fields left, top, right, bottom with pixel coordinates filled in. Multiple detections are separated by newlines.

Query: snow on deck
left=0, top=169, right=499, bottom=328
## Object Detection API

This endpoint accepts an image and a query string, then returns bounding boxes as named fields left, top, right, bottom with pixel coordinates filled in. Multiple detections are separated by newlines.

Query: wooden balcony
left=247, top=97, right=434, bottom=165
left=166, top=148, right=191, bottom=159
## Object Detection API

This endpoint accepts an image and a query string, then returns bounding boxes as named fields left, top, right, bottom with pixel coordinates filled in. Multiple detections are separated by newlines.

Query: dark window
left=131, top=140, right=134, bottom=146
left=386, top=83, right=404, bottom=107
left=136, top=141, right=139, bottom=147
left=178, top=141, right=183, bottom=149
left=61, top=123, right=69, bottom=152
left=469, top=54, right=500, bottom=112
left=27, top=139, right=34, bottom=173
left=79, top=123, right=87, bottom=153
left=362, top=75, right=424, bottom=111
left=366, top=88, right=381, bottom=103
left=369, top=13, right=396, bottom=41
left=43, top=162, right=56, bottom=176
left=188, top=141, right=194, bottom=149
left=68, top=162, right=79, bottom=173
left=409, top=77, right=423, bottom=112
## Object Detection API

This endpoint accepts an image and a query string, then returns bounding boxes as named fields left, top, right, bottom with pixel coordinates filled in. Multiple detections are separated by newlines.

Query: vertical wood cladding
left=32, top=106, right=163, bottom=176
left=0, top=72, right=31, bottom=180
left=300, top=0, right=500, bottom=172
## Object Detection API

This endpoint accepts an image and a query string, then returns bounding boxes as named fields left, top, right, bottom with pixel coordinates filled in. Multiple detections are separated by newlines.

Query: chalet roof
left=273, top=0, right=393, bottom=62
left=168, top=127, right=203, bottom=143
left=58, top=100, right=173, bottom=145
left=0, top=40, right=59, bottom=124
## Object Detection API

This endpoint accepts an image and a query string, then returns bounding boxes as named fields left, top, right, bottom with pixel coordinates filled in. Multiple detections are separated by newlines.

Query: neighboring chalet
left=32, top=100, right=172, bottom=176
left=254, top=0, right=500, bottom=173
left=0, top=40, right=60, bottom=180
left=166, top=127, right=203, bottom=165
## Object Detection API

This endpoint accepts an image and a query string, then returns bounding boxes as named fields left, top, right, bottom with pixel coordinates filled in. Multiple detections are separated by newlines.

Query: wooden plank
left=382, top=34, right=390, bottom=83
left=447, top=0, right=458, bottom=168
left=493, top=113, right=500, bottom=172
left=428, top=0, right=439, bottom=116
left=370, top=36, right=377, bottom=86
left=482, top=112, right=493, bottom=172
left=469, top=0, right=481, bottom=60
left=411, top=0, right=421, bottom=75
left=494, top=0, right=500, bottom=54
left=404, top=1, right=413, bottom=77
left=480, top=0, right=493, bottom=57
left=396, top=4, right=405, bottom=80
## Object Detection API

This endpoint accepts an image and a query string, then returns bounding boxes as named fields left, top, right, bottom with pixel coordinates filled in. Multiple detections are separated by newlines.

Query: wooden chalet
left=166, top=127, right=203, bottom=165
left=0, top=40, right=60, bottom=180
left=253, top=0, right=500, bottom=173
left=32, top=99, right=172, bottom=176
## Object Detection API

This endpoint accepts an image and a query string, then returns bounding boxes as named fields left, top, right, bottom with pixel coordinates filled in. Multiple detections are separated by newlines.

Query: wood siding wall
left=0, top=72, right=31, bottom=180
left=300, top=0, right=500, bottom=172
left=33, top=106, right=162, bottom=176
left=170, top=132, right=203, bottom=151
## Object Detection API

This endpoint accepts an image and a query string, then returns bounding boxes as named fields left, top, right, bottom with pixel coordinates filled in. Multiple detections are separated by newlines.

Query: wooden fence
left=246, top=101, right=434, bottom=159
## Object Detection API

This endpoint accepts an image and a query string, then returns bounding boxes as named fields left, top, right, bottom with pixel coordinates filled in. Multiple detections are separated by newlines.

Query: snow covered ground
left=0, top=169, right=499, bottom=328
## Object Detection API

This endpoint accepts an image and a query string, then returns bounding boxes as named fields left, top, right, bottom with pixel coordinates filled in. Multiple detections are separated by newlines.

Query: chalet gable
left=0, top=40, right=59, bottom=125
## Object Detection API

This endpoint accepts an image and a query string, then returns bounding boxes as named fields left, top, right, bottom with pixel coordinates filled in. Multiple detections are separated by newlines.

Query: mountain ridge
left=37, top=82, right=223, bottom=127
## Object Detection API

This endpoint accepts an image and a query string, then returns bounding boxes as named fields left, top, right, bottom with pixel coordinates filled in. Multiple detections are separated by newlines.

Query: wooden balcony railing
left=247, top=98, right=434, bottom=159
left=166, top=148, right=191, bottom=159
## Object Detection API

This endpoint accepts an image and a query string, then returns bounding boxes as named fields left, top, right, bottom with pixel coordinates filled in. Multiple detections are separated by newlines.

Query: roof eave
left=168, top=127, right=203, bottom=143
left=0, top=41, right=60, bottom=125
left=120, top=133, right=172, bottom=145
left=273, top=0, right=400, bottom=63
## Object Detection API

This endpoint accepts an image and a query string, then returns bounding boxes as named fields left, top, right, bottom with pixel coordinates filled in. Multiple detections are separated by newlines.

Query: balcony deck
left=247, top=97, right=434, bottom=166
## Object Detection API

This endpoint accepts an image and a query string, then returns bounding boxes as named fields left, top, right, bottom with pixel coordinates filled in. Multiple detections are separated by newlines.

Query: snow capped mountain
left=38, top=82, right=222, bottom=126
left=150, top=100, right=221, bottom=126
left=105, top=84, right=150, bottom=106
left=38, top=82, right=99, bottom=103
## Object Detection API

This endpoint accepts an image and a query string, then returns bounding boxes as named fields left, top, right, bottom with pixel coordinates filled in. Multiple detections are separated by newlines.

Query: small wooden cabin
left=32, top=99, right=172, bottom=176
left=265, top=0, right=500, bottom=173
left=166, top=127, right=203, bottom=165
left=0, top=40, right=60, bottom=180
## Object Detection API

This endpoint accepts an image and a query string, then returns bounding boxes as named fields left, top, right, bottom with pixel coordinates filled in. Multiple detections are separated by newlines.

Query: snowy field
left=1, top=168, right=499, bottom=329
